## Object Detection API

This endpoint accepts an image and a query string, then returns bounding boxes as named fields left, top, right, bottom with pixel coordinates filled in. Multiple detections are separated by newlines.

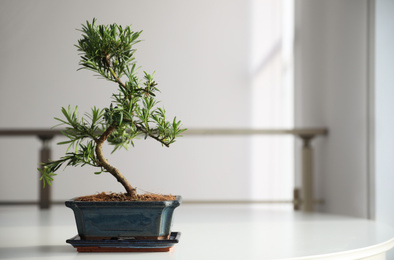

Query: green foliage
left=76, top=18, right=142, bottom=82
left=55, top=106, right=105, bottom=152
left=38, top=19, right=186, bottom=189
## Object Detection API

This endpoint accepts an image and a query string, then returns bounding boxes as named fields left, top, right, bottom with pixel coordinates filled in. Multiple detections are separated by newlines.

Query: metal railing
left=0, top=128, right=327, bottom=211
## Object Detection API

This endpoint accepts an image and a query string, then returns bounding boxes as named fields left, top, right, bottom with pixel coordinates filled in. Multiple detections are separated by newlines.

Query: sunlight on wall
left=249, top=0, right=294, bottom=200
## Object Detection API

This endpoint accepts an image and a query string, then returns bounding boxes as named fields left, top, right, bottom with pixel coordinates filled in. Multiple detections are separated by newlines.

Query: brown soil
left=75, top=192, right=176, bottom=202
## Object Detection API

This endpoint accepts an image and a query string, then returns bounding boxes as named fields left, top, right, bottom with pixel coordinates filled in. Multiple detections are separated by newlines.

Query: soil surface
left=75, top=192, right=176, bottom=202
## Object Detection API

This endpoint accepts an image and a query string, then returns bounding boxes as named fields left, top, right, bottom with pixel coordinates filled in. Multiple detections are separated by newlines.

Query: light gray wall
left=375, top=0, right=394, bottom=228
left=2, top=0, right=386, bottom=220
left=0, top=0, right=253, bottom=201
left=295, top=0, right=370, bottom=218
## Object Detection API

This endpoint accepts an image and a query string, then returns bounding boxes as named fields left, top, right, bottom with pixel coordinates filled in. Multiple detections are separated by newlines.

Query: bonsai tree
left=38, top=19, right=186, bottom=199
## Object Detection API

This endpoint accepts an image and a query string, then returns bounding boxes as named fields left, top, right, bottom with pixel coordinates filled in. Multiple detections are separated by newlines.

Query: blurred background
left=0, top=0, right=393, bottom=229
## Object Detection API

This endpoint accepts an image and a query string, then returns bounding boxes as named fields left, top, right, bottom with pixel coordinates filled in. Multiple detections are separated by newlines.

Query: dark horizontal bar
left=0, top=129, right=64, bottom=136
left=0, top=128, right=328, bottom=137
left=0, top=201, right=45, bottom=206
left=184, top=128, right=328, bottom=136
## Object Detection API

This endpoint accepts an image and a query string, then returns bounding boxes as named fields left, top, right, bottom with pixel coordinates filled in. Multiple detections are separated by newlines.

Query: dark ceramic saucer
left=66, top=232, right=180, bottom=252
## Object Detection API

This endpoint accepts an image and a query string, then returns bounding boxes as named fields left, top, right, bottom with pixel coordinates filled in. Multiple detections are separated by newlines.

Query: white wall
left=0, top=0, right=380, bottom=219
left=375, top=0, right=394, bottom=228
left=375, top=3, right=394, bottom=259
left=295, top=0, right=370, bottom=218
left=0, top=0, right=254, bottom=201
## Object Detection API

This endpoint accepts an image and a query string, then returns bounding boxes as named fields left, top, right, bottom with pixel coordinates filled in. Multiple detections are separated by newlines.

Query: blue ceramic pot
left=65, top=196, right=181, bottom=240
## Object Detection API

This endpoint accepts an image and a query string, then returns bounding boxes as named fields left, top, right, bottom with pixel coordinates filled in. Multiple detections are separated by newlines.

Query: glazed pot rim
left=65, top=195, right=182, bottom=207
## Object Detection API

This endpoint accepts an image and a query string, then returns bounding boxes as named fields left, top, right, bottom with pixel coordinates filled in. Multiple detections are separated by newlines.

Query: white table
left=1, top=204, right=394, bottom=260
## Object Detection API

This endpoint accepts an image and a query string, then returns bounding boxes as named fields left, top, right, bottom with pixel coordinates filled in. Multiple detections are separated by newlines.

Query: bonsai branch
left=95, top=126, right=137, bottom=197
left=135, top=124, right=170, bottom=148
left=105, top=54, right=127, bottom=92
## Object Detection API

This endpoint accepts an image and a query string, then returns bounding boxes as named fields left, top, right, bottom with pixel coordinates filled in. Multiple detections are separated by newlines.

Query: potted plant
left=38, top=19, right=186, bottom=252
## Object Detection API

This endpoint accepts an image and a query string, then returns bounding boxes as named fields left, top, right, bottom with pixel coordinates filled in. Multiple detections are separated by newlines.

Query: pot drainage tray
left=66, top=232, right=181, bottom=252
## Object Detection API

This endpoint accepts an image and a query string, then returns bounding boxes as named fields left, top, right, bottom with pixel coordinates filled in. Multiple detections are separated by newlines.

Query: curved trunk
left=95, top=126, right=137, bottom=198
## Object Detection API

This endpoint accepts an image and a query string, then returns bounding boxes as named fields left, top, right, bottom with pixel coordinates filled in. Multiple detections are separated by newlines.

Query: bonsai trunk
left=95, top=126, right=137, bottom=198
